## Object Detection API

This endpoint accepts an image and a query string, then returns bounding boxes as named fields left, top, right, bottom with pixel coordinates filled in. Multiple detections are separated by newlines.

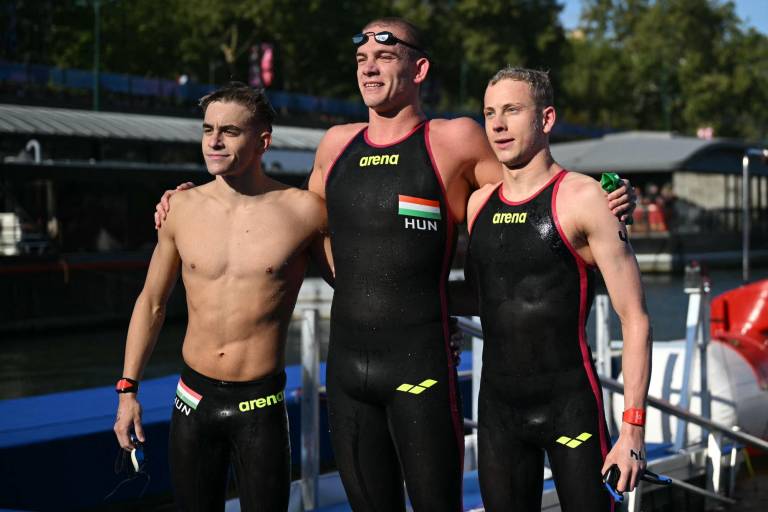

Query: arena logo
left=238, top=390, right=285, bottom=412
left=492, top=212, right=527, bottom=224
left=359, top=154, right=400, bottom=167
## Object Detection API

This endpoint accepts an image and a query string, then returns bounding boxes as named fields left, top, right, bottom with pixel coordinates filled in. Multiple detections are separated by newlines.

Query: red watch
left=622, top=407, right=645, bottom=426
left=116, top=377, right=139, bottom=394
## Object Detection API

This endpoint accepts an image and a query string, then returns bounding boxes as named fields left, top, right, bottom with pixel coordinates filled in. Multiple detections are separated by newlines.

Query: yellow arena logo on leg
left=238, top=390, right=285, bottom=412
left=396, top=379, right=437, bottom=395
left=555, top=432, right=593, bottom=448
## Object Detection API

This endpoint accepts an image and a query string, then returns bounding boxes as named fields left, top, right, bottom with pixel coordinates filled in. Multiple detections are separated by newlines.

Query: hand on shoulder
left=158, top=183, right=209, bottom=232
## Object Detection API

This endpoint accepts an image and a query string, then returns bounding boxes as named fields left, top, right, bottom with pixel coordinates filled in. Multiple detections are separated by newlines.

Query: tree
left=561, top=0, right=768, bottom=140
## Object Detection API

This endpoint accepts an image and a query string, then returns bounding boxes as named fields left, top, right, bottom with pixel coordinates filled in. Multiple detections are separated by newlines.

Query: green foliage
left=1, top=0, right=568, bottom=108
left=1, top=0, right=765, bottom=139
left=562, top=0, right=768, bottom=140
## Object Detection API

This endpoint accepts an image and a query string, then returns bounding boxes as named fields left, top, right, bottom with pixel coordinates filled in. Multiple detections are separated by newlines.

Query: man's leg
left=388, top=363, right=463, bottom=512
left=477, top=376, right=545, bottom=512
left=478, top=419, right=544, bottom=511
left=387, top=382, right=464, bottom=512
left=327, top=385, right=406, bottom=512
left=169, top=375, right=229, bottom=511
left=546, top=388, right=613, bottom=512
left=229, top=376, right=291, bottom=511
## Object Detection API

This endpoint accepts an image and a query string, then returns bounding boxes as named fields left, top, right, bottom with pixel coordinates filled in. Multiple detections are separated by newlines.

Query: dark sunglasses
left=352, top=31, right=427, bottom=56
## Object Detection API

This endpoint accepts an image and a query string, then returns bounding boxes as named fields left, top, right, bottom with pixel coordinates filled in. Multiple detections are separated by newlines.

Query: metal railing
left=295, top=267, right=764, bottom=510
left=300, top=309, right=320, bottom=510
left=456, top=313, right=751, bottom=510
left=599, top=375, right=768, bottom=452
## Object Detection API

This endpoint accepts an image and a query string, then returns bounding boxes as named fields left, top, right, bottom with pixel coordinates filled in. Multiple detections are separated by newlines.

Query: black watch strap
left=116, top=377, right=139, bottom=394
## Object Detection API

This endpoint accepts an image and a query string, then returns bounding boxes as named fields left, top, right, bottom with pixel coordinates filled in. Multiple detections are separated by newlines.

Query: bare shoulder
left=560, top=171, right=603, bottom=201
left=469, top=182, right=499, bottom=209
left=317, top=123, right=366, bottom=163
left=166, top=182, right=212, bottom=215
left=429, top=117, right=498, bottom=187
left=324, top=122, right=367, bottom=140
left=270, top=186, right=327, bottom=228
left=467, top=182, right=500, bottom=230
left=429, top=117, right=485, bottom=148
left=558, top=171, right=618, bottom=234
left=159, top=183, right=212, bottom=236
left=275, top=186, right=325, bottom=211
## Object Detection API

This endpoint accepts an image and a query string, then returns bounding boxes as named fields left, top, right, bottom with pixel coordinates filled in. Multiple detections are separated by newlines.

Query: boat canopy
left=552, top=131, right=768, bottom=176
left=0, top=103, right=325, bottom=151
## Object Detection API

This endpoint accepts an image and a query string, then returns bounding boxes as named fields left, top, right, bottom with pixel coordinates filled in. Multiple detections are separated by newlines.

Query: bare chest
left=174, top=208, right=309, bottom=281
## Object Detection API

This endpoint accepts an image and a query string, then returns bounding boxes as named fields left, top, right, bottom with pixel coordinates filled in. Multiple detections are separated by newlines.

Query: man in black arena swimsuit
left=322, top=117, right=464, bottom=511
left=466, top=67, right=651, bottom=511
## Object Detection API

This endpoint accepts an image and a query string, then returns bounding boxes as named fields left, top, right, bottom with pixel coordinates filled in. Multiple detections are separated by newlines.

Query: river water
left=2, top=268, right=766, bottom=400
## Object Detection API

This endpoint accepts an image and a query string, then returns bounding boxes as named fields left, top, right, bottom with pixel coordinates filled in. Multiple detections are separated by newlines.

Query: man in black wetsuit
left=155, top=21, right=635, bottom=511
left=466, top=67, right=651, bottom=511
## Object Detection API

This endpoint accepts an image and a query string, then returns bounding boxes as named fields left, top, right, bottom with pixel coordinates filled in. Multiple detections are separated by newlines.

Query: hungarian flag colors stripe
left=398, top=195, right=441, bottom=220
left=176, top=379, right=202, bottom=409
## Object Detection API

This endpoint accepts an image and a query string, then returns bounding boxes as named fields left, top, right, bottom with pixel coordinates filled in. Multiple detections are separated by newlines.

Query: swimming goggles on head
left=352, top=31, right=427, bottom=56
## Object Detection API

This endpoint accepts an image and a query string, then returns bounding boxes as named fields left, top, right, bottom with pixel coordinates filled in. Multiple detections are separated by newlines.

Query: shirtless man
left=156, top=19, right=634, bottom=511
left=465, top=67, right=650, bottom=511
left=113, top=83, right=328, bottom=511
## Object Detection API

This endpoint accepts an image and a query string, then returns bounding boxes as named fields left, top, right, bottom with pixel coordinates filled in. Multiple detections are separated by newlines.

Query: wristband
left=116, top=377, right=139, bottom=394
left=622, top=407, right=645, bottom=426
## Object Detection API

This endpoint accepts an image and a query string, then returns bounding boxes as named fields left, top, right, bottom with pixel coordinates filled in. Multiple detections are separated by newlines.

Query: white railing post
left=699, top=278, right=712, bottom=427
left=594, top=294, right=614, bottom=434
left=627, top=483, right=642, bottom=512
left=706, top=431, right=724, bottom=507
left=471, top=315, right=483, bottom=430
left=301, top=308, right=319, bottom=510
left=728, top=428, right=740, bottom=497
left=674, top=264, right=704, bottom=451
left=471, top=316, right=483, bottom=468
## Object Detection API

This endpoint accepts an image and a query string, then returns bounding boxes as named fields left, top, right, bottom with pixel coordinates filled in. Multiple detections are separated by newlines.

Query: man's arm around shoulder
left=114, top=204, right=182, bottom=450
left=448, top=184, right=499, bottom=317
left=298, top=189, right=334, bottom=286
left=429, top=117, right=500, bottom=191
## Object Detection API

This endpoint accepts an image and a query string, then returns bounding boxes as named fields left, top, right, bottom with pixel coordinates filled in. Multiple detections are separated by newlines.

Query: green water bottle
left=600, top=172, right=633, bottom=224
